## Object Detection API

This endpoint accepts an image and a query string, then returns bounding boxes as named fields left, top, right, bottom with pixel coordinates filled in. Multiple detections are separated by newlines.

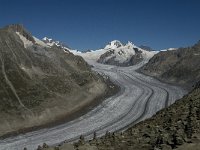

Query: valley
left=0, top=25, right=198, bottom=150
left=0, top=59, right=186, bottom=150
left=0, top=0, right=199, bottom=149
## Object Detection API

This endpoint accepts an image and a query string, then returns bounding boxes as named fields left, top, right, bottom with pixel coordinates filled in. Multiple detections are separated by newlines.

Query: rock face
left=140, top=41, right=200, bottom=89
left=72, top=84, right=200, bottom=150
left=97, top=41, right=156, bottom=66
left=4, top=24, right=35, bottom=43
left=0, top=24, right=107, bottom=136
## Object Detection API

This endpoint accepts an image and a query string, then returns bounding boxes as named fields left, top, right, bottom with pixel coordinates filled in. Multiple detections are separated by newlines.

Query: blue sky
left=0, top=0, right=200, bottom=50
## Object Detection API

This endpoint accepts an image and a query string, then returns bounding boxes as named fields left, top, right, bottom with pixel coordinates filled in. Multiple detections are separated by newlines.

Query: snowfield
left=0, top=58, right=186, bottom=150
left=79, top=40, right=157, bottom=65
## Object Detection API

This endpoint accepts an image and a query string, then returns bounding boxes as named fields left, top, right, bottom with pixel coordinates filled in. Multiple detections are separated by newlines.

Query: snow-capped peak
left=42, top=37, right=70, bottom=50
left=42, top=37, right=60, bottom=47
left=43, top=37, right=53, bottom=42
left=125, top=41, right=136, bottom=49
left=69, top=39, right=157, bottom=66
left=104, top=40, right=123, bottom=49
left=43, top=37, right=49, bottom=41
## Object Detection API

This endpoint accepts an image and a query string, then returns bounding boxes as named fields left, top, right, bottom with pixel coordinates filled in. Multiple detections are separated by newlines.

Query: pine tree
left=185, top=101, right=193, bottom=139
left=93, top=131, right=97, bottom=140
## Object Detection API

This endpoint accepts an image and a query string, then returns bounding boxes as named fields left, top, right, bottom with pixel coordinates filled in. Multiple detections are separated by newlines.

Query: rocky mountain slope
left=139, top=41, right=200, bottom=89
left=0, top=24, right=107, bottom=137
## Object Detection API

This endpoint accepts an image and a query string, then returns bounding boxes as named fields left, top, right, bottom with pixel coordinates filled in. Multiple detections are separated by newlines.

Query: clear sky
left=0, top=0, right=200, bottom=50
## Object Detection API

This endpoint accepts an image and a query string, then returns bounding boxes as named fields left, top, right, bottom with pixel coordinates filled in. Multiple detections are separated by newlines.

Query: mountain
left=104, top=40, right=124, bottom=49
left=139, top=41, right=200, bottom=89
left=42, top=37, right=71, bottom=50
left=97, top=40, right=156, bottom=66
left=75, top=40, right=156, bottom=66
left=0, top=24, right=108, bottom=137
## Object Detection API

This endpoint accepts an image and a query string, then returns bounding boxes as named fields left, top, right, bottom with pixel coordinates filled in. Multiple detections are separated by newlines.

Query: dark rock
left=140, top=41, right=200, bottom=89
left=160, top=144, right=172, bottom=150
left=37, top=145, right=42, bottom=150
left=42, top=143, right=49, bottom=148
left=5, top=24, right=35, bottom=43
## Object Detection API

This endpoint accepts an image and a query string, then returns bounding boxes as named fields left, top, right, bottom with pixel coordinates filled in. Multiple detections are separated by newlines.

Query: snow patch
left=73, top=49, right=107, bottom=61
left=33, top=37, right=49, bottom=47
left=16, top=32, right=33, bottom=48
left=160, top=48, right=177, bottom=51
left=42, top=37, right=67, bottom=49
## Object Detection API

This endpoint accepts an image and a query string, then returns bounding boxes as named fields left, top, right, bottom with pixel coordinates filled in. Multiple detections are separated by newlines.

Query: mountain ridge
left=97, top=40, right=156, bottom=66
left=139, top=41, right=200, bottom=89
left=42, top=37, right=71, bottom=50
left=72, top=40, right=157, bottom=66
left=0, top=24, right=108, bottom=137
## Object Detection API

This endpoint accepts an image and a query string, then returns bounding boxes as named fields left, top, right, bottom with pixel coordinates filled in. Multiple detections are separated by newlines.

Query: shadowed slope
left=140, top=41, right=200, bottom=89
left=0, top=25, right=107, bottom=136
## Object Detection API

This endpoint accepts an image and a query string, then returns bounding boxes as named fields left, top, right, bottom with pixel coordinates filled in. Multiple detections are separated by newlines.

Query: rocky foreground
left=37, top=81, right=200, bottom=150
